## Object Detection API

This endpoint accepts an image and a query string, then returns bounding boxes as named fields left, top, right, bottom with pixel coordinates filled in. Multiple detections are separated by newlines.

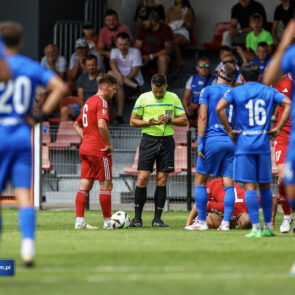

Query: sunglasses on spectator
left=198, top=64, right=210, bottom=68
left=223, top=59, right=236, bottom=64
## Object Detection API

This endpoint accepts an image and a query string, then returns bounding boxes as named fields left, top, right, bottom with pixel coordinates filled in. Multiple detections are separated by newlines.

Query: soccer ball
left=110, top=211, right=130, bottom=229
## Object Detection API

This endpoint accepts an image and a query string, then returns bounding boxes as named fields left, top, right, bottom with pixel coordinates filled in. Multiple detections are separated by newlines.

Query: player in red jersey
left=273, top=73, right=294, bottom=233
left=185, top=178, right=278, bottom=230
left=73, top=74, right=117, bottom=229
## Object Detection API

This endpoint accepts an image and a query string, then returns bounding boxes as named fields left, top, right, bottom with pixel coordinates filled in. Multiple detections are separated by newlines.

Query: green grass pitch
left=0, top=209, right=294, bottom=295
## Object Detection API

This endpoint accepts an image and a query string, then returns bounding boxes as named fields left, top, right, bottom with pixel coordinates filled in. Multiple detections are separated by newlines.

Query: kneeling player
left=74, top=74, right=117, bottom=229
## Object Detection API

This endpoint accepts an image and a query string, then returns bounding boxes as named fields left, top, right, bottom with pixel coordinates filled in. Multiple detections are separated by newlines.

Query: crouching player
left=185, top=178, right=251, bottom=230
left=216, top=63, right=291, bottom=238
left=74, top=74, right=117, bottom=229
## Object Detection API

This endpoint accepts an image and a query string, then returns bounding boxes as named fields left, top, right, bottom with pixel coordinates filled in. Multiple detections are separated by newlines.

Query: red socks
left=278, top=181, right=292, bottom=215
left=99, top=190, right=112, bottom=218
left=75, top=190, right=88, bottom=217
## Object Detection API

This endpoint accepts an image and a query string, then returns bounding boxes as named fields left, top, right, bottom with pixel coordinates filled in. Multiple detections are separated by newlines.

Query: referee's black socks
left=154, top=186, right=166, bottom=219
left=134, top=186, right=147, bottom=219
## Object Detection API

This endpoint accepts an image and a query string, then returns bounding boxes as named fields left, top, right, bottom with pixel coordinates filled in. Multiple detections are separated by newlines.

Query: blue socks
left=288, top=199, right=295, bottom=212
left=245, top=190, right=260, bottom=224
left=223, top=186, right=235, bottom=222
left=260, top=188, right=273, bottom=223
left=19, top=207, right=36, bottom=239
left=195, top=185, right=208, bottom=221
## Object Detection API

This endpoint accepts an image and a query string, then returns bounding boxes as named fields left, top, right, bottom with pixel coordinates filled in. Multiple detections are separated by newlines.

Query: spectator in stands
left=135, top=8, right=174, bottom=75
left=41, top=43, right=66, bottom=79
left=165, top=0, right=195, bottom=72
left=108, top=32, right=144, bottom=124
left=214, top=46, right=233, bottom=73
left=61, top=55, right=100, bottom=121
left=272, top=0, right=295, bottom=45
left=251, top=41, right=271, bottom=80
left=182, top=57, right=216, bottom=122
left=222, top=0, right=267, bottom=47
left=81, top=21, right=99, bottom=50
left=221, top=53, right=242, bottom=85
left=134, top=0, right=166, bottom=33
left=97, top=9, right=132, bottom=70
left=246, top=13, right=274, bottom=56
left=67, top=38, right=103, bottom=93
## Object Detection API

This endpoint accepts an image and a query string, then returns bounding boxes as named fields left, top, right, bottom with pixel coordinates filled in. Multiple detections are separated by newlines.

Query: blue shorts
left=284, top=141, right=295, bottom=185
left=0, top=124, right=32, bottom=191
left=70, top=104, right=81, bottom=119
left=196, top=138, right=234, bottom=177
left=233, top=153, right=272, bottom=183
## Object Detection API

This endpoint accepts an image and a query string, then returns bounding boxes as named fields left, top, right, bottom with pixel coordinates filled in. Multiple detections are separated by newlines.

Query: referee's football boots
left=152, top=218, right=169, bottom=227
left=129, top=217, right=143, bottom=228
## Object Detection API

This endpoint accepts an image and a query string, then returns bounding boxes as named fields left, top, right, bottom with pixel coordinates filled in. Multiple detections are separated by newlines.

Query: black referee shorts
left=137, top=133, right=175, bottom=173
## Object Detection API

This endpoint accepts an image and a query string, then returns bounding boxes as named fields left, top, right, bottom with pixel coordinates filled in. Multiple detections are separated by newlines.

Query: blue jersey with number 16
left=222, top=82, right=285, bottom=155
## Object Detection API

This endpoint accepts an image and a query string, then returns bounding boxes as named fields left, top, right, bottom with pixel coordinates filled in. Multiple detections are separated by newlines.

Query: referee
left=129, top=74, right=188, bottom=227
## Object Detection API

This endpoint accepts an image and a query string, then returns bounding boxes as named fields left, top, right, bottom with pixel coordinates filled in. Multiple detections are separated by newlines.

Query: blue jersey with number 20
left=222, top=82, right=285, bottom=155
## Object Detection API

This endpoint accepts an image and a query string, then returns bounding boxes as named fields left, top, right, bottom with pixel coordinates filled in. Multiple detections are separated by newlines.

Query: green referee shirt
left=246, top=29, right=273, bottom=53
left=132, top=91, right=185, bottom=136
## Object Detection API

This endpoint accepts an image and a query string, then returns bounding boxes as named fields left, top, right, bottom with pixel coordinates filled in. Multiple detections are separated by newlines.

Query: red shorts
left=80, top=154, right=112, bottom=181
left=274, top=139, right=288, bottom=165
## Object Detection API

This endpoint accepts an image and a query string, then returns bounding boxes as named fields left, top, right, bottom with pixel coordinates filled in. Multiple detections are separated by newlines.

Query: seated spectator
left=246, top=13, right=273, bottom=56
left=41, top=43, right=66, bottom=79
left=251, top=41, right=271, bottom=80
left=134, top=0, right=166, bottom=33
left=67, top=38, right=103, bottom=93
left=214, top=46, right=233, bottom=73
left=97, top=9, right=132, bottom=70
left=272, top=0, right=295, bottom=45
left=61, top=55, right=100, bottom=121
left=81, top=21, right=98, bottom=50
left=108, top=32, right=144, bottom=124
left=222, top=0, right=267, bottom=47
left=165, top=0, right=195, bottom=72
left=135, top=8, right=174, bottom=75
left=182, top=57, right=216, bottom=121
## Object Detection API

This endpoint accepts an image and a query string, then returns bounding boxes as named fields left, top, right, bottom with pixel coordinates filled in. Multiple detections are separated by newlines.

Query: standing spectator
left=61, top=55, right=100, bottom=121
left=41, top=43, right=66, bottom=79
left=246, top=13, right=273, bottom=56
left=0, top=21, right=68, bottom=266
left=129, top=74, right=188, bottom=227
left=97, top=9, right=132, bottom=69
left=272, top=0, right=295, bottom=45
left=165, top=0, right=195, bottom=72
left=251, top=42, right=271, bottom=79
left=108, top=32, right=144, bottom=124
left=182, top=57, right=216, bottom=122
left=222, top=0, right=267, bottom=47
left=217, top=63, right=291, bottom=237
left=74, top=74, right=117, bottom=230
left=67, top=38, right=103, bottom=93
left=81, top=21, right=99, bottom=50
left=135, top=8, right=174, bottom=75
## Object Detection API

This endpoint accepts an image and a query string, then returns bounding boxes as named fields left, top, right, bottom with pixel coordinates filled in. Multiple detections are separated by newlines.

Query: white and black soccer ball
left=110, top=211, right=130, bottom=229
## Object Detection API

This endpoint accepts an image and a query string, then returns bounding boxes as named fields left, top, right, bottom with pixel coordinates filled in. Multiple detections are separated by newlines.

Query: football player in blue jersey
left=0, top=22, right=68, bottom=266
left=217, top=63, right=291, bottom=238
left=263, top=19, right=295, bottom=212
left=185, top=63, right=237, bottom=231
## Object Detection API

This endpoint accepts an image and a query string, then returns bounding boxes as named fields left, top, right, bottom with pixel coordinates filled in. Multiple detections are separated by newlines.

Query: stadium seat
left=123, top=147, right=140, bottom=176
left=173, top=125, right=189, bottom=145
left=42, top=121, right=51, bottom=145
left=174, top=145, right=188, bottom=172
left=42, top=145, right=52, bottom=172
left=203, top=22, right=230, bottom=51
left=48, top=96, right=79, bottom=125
left=47, top=121, right=81, bottom=150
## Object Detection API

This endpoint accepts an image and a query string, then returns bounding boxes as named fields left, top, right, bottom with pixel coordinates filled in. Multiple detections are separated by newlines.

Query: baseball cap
left=83, top=21, right=94, bottom=29
left=75, top=38, right=88, bottom=48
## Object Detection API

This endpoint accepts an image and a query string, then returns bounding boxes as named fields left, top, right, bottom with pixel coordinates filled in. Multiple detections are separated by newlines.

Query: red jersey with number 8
left=76, top=95, right=110, bottom=157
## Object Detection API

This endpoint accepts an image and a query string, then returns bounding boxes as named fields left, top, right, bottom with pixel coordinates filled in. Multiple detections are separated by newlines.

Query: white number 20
left=245, top=99, right=266, bottom=126
left=0, top=76, right=32, bottom=114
